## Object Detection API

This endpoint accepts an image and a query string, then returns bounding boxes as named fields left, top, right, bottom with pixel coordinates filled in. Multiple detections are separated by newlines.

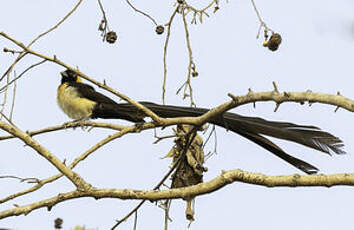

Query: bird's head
left=60, top=69, right=82, bottom=84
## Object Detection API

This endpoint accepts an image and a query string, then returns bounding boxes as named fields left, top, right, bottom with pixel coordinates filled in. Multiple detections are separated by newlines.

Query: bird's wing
left=68, top=81, right=119, bottom=105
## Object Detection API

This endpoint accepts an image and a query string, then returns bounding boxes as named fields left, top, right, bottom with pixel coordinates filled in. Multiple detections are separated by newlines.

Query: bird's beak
left=60, top=70, right=68, bottom=78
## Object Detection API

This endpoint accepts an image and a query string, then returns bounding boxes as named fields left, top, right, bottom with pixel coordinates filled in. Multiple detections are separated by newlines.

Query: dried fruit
left=265, top=33, right=282, bottom=51
left=106, top=31, right=117, bottom=44
left=155, top=25, right=165, bottom=35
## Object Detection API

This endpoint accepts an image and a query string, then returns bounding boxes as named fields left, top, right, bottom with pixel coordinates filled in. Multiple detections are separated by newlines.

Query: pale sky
left=1, top=0, right=354, bottom=229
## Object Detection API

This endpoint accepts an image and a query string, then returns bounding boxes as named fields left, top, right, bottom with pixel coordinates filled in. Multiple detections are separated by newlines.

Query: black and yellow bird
left=58, top=69, right=345, bottom=174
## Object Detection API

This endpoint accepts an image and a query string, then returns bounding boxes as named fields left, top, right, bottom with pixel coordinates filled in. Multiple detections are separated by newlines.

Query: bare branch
left=0, top=73, right=10, bottom=120
left=0, top=124, right=144, bottom=204
left=0, top=121, right=125, bottom=141
left=0, top=175, right=40, bottom=184
left=0, top=0, right=83, bottom=82
left=0, top=121, right=90, bottom=190
left=9, top=71, right=17, bottom=121
left=250, top=0, right=274, bottom=38
left=28, top=0, right=83, bottom=47
left=179, top=5, right=196, bottom=106
left=126, top=0, right=158, bottom=26
left=2, top=170, right=354, bottom=219
left=0, top=60, right=47, bottom=93
left=162, top=7, right=179, bottom=104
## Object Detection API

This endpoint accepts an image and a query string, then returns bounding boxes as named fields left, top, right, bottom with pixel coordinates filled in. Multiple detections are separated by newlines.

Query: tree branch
left=1, top=169, right=353, bottom=219
left=0, top=121, right=90, bottom=190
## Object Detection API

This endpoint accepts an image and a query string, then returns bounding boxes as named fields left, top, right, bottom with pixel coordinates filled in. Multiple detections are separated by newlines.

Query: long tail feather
left=138, top=102, right=345, bottom=156
left=93, top=101, right=345, bottom=174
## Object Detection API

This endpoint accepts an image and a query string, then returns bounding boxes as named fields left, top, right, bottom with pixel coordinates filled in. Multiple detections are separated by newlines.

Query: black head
left=60, top=69, right=81, bottom=84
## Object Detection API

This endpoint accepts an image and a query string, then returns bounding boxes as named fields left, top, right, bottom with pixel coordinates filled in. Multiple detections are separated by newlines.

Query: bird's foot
left=63, top=119, right=88, bottom=130
left=133, top=121, right=145, bottom=132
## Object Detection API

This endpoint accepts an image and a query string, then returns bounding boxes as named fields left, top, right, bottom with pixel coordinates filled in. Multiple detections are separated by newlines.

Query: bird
left=57, top=69, right=345, bottom=174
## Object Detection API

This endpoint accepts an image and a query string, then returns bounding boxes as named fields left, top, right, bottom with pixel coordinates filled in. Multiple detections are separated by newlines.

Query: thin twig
left=0, top=73, right=10, bottom=120
left=180, top=5, right=195, bottom=106
left=0, top=121, right=126, bottom=141
left=111, top=201, right=145, bottom=230
left=164, top=200, right=171, bottom=230
left=162, top=7, right=179, bottom=104
left=28, top=0, right=84, bottom=47
left=250, top=0, right=273, bottom=38
left=97, top=0, right=110, bottom=41
left=112, top=128, right=198, bottom=229
left=9, top=71, right=17, bottom=121
left=153, top=128, right=176, bottom=144
left=0, top=121, right=91, bottom=190
left=126, top=0, right=158, bottom=26
left=0, top=175, right=40, bottom=184
left=0, top=0, right=83, bottom=82
left=184, top=0, right=219, bottom=15
left=0, top=60, right=47, bottom=93
left=0, top=126, right=139, bottom=205
left=133, top=211, right=138, bottom=230
left=203, top=125, right=218, bottom=161
left=0, top=111, right=17, bottom=128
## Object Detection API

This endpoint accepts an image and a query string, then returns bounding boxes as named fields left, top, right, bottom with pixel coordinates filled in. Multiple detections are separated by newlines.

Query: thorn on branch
left=334, top=91, right=341, bottom=112
left=274, top=103, right=280, bottom=112
left=272, top=81, right=279, bottom=94
left=248, top=88, right=256, bottom=108
left=228, top=93, right=239, bottom=104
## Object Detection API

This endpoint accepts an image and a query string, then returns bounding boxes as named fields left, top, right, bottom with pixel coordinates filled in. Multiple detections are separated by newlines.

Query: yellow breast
left=57, top=83, right=96, bottom=120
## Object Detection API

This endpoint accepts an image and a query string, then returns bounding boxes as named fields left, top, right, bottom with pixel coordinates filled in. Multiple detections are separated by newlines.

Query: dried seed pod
left=192, top=71, right=199, bottom=77
left=266, top=33, right=282, bottom=51
left=54, top=218, right=63, bottom=229
left=177, top=0, right=184, bottom=4
left=155, top=25, right=165, bottom=35
left=106, top=31, right=117, bottom=44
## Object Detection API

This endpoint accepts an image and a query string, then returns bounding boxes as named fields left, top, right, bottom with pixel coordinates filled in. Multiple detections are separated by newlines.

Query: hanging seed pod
left=155, top=25, right=165, bottom=35
left=106, top=31, right=117, bottom=44
left=54, top=218, right=63, bottom=229
left=266, top=33, right=282, bottom=51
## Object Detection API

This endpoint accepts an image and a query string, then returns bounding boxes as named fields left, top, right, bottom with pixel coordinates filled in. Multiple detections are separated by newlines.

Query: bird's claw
left=63, top=119, right=88, bottom=130
left=134, top=121, right=145, bottom=131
